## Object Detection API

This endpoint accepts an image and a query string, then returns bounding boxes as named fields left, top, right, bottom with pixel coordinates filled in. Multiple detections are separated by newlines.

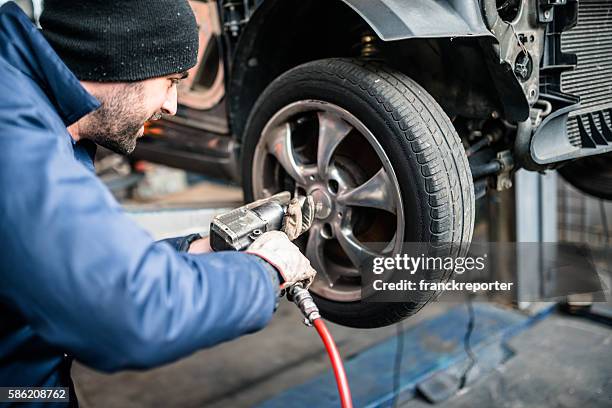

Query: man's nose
left=161, top=87, right=178, bottom=116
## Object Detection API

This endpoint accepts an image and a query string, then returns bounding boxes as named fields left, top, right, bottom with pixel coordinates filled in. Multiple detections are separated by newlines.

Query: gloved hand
left=247, top=230, right=317, bottom=289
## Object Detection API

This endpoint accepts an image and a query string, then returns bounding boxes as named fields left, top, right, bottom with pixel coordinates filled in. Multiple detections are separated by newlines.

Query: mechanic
left=0, top=0, right=315, bottom=404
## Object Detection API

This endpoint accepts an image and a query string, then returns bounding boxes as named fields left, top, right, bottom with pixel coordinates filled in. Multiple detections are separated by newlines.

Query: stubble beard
left=82, top=83, right=149, bottom=155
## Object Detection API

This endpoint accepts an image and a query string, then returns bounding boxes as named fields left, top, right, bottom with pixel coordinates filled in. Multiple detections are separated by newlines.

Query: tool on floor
left=209, top=192, right=353, bottom=408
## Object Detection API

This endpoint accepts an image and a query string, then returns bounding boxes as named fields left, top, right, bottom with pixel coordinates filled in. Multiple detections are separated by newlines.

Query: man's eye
left=170, top=79, right=180, bottom=86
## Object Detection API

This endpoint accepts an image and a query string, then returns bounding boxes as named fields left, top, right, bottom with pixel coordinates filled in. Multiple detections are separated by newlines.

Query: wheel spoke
left=266, top=123, right=307, bottom=184
left=317, top=112, right=352, bottom=178
left=337, top=167, right=397, bottom=214
left=306, top=224, right=334, bottom=286
left=336, top=228, right=378, bottom=272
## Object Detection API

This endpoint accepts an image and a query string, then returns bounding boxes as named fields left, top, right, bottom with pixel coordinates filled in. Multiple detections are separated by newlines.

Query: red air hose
left=289, top=284, right=353, bottom=407
left=313, top=318, right=353, bottom=408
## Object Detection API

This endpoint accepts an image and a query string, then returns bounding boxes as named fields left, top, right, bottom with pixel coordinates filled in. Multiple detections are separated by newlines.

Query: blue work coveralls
left=0, top=3, right=277, bottom=405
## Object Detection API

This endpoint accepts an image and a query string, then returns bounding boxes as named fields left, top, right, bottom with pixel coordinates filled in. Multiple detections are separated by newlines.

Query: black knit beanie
left=40, top=0, right=199, bottom=82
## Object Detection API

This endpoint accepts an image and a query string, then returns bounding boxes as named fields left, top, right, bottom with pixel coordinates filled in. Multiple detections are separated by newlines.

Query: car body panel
left=341, top=0, right=492, bottom=40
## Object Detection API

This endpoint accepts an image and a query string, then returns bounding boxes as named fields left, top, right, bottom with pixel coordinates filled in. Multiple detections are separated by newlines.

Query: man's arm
left=0, top=96, right=278, bottom=372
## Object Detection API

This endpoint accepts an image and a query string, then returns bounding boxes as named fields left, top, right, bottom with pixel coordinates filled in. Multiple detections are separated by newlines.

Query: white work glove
left=246, top=230, right=317, bottom=290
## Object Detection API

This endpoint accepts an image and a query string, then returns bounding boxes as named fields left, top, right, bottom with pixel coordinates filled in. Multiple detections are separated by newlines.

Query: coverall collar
left=0, top=2, right=101, bottom=127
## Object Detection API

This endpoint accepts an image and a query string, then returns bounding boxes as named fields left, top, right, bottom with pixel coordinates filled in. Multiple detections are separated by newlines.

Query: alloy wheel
left=252, top=100, right=405, bottom=302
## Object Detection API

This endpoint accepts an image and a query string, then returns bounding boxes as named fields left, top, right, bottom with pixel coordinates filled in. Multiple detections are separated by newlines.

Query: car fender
left=228, top=0, right=528, bottom=139
left=340, top=0, right=493, bottom=40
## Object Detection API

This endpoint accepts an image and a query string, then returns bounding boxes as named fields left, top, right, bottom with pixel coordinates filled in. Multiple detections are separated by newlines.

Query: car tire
left=558, top=153, right=612, bottom=200
left=242, top=59, right=474, bottom=328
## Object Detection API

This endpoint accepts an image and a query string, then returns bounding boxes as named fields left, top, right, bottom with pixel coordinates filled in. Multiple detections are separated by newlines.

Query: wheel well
left=228, top=0, right=511, bottom=140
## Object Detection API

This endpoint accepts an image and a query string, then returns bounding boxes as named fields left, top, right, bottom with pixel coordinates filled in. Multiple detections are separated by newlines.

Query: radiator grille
left=561, top=0, right=612, bottom=147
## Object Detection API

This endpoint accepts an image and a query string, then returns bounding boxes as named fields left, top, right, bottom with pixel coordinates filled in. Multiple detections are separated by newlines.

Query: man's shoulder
left=0, top=56, right=43, bottom=106
left=0, top=57, right=72, bottom=173
left=0, top=57, right=62, bottom=129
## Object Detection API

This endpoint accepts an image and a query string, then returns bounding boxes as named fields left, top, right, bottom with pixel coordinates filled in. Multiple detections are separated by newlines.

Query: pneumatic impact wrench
left=209, top=192, right=353, bottom=408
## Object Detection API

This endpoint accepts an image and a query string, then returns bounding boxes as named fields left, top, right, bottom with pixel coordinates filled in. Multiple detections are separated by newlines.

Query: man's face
left=79, top=73, right=187, bottom=155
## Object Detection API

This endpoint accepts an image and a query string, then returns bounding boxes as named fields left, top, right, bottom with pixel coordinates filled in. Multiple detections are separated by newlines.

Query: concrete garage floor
left=408, top=314, right=612, bottom=408
left=72, top=177, right=612, bottom=407
left=72, top=304, right=612, bottom=408
left=72, top=300, right=450, bottom=407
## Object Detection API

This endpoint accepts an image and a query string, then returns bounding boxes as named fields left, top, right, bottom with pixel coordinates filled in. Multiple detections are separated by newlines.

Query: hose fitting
left=288, top=283, right=321, bottom=326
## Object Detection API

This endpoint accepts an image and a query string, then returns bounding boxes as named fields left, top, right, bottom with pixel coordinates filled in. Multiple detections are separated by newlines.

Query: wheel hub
left=310, top=187, right=333, bottom=220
